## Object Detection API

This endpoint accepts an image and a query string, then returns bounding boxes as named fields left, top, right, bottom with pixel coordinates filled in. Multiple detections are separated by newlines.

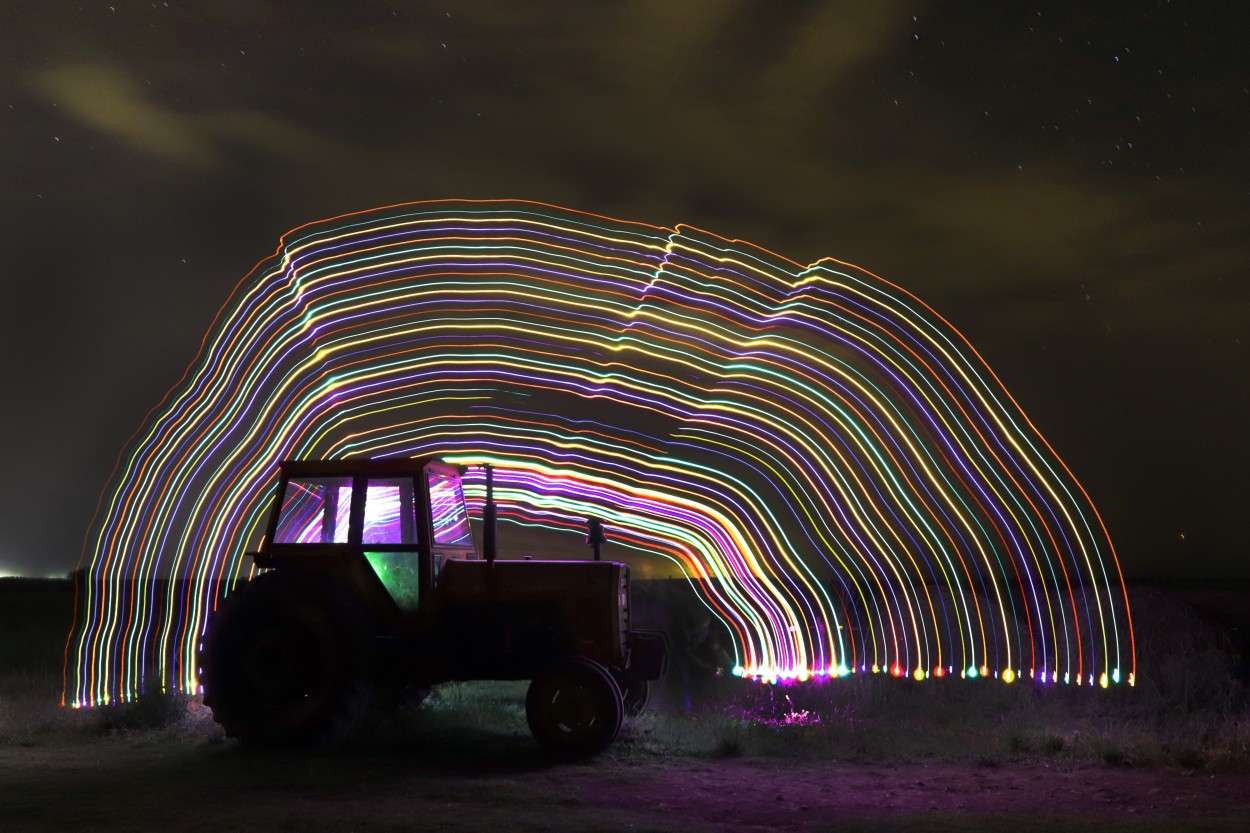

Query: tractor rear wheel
left=200, top=570, right=373, bottom=745
left=526, top=656, right=624, bottom=758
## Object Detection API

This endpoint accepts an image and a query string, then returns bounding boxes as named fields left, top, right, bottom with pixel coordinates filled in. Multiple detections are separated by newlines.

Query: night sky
left=1, top=1, right=1246, bottom=581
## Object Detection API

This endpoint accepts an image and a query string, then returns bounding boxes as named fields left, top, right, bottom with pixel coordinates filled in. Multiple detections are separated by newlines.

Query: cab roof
left=278, top=456, right=462, bottom=478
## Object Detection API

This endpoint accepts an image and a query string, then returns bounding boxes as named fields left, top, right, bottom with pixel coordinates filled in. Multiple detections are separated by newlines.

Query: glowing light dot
left=1002, top=669, right=1015, bottom=684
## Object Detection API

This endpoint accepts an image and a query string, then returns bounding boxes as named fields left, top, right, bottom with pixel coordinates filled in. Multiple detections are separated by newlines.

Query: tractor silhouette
left=199, top=458, right=667, bottom=758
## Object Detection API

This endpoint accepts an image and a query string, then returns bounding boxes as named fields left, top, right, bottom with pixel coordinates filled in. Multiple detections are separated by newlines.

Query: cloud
left=32, top=64, right=220, bottom=167
left=30, top=63, right=350, bottom=172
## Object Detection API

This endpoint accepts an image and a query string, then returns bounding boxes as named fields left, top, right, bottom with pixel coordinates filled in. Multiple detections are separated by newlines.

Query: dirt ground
left=5, top=581, right=1250, bottom=831
left=3, top=731, right=1249, bottom=833
left=590, top=758, right=1250, bottom=830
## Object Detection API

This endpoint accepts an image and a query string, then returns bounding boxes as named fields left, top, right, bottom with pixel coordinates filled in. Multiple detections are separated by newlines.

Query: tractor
left=199, top=457, right=668, bottom=758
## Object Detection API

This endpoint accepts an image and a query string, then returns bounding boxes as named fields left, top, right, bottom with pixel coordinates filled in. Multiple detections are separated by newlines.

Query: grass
left=2, top=580, right=1248, bottom=771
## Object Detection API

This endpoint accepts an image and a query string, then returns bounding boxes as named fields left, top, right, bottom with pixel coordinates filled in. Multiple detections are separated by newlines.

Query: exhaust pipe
left=586, top=517, right=605, bottom=561
left=483, top=464, right=497, bottom=565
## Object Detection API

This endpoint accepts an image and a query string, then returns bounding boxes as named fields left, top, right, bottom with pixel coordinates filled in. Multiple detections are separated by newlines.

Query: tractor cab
left=254, top=458, right=480, bottom=616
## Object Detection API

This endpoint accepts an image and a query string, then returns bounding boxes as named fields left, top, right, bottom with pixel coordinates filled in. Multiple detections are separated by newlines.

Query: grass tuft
left=709, top=719, right=748, bottom=758
left=96, top=687, right=190, bottom=734
left=1092, top=738, right=1128, bottom=767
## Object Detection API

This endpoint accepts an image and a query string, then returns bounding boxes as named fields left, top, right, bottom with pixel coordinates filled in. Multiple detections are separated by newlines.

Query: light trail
left=65, top=200, right=1133, bottom=705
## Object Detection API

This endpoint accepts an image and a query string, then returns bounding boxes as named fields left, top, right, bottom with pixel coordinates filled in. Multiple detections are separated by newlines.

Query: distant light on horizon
left=0, top=564, right=71, bottom=580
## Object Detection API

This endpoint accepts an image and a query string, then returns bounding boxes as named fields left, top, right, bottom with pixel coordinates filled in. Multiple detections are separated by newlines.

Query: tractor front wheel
left=526, top=657, right=624, bottom=758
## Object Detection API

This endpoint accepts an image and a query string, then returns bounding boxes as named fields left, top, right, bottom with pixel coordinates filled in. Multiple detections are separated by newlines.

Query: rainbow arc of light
left=66, top=200, right=1133, bottom=706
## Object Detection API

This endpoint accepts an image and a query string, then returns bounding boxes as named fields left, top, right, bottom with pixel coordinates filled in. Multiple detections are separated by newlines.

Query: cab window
left=273, top=477, right=352, bottom=543
left=363, top=477, right=419, bottom=545
left=427, top=470, right=473, bottom=546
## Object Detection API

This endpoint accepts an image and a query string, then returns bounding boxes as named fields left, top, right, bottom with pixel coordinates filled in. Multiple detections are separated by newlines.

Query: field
left=3, top=579, right=1250, bottom=832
